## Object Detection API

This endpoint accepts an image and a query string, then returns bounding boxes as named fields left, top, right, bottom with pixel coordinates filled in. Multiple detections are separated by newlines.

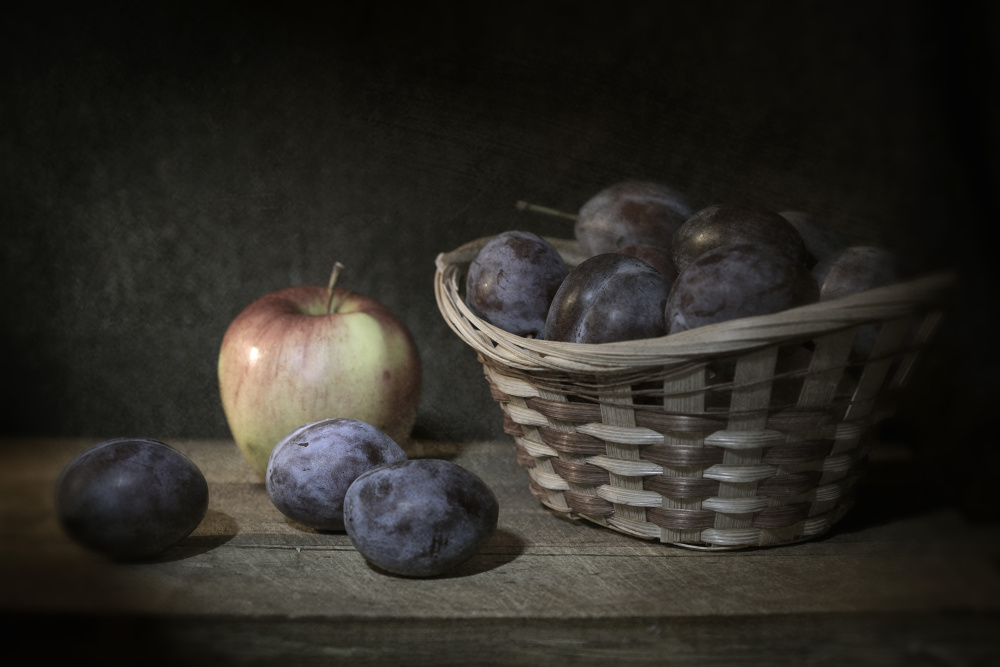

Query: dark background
left=3, top=2, right=998, bottom=512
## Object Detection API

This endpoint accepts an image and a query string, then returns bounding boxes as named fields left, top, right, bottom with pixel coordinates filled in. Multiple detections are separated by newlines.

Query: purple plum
left=778, top=210, right=850, bottom=267
left=266, top=418, right=407, bottom=532
left=465, top=230, right=569, bottom=338
left=344, top=458, right=499, bottom=577
left=672, top=203, right=809, bottom=272
left=614, top=243, right=678, bottom=283
left=812, top=245, right=901, bottom=357
left=812, top=246, right=900, bottom=301
left=55, top=437, right=209, bottom=561
left=545, top=253, right=670, bottom=343
left=667, top=242, right=820, bottom=333
left=574, top=181, right=694, bottom=256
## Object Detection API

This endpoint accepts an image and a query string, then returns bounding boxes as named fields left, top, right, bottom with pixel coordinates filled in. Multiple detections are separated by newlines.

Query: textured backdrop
left=2, top=2, right=997, bottom=511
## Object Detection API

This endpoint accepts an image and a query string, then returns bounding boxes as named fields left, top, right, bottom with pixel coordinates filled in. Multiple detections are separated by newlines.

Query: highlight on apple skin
left=218, top=285, right=422, bottom=478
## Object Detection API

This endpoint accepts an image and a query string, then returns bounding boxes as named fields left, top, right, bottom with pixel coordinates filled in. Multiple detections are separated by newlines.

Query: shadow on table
left=364, top=526, right=526, bottom=580
left=141, top=510, right=241, bottom=563
left=829, top=451, right=958, bottom=536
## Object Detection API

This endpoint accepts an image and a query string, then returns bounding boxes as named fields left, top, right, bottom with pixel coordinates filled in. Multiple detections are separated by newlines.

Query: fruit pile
left=467, top=181, right=901, bottom=345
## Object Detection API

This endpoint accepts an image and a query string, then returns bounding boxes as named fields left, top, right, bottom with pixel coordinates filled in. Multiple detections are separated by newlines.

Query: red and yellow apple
left=218, top=282, right=422, bottom=478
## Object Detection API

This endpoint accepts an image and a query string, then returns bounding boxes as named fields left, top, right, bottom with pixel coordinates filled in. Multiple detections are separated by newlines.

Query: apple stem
left=515, top=200, right=578, bottom=221
left=326, top=262, right=345, bottom=314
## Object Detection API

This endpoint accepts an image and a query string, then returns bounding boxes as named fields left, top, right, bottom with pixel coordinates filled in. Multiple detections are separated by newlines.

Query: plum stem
left=515, top=200, right=578, bottom=221
left=326, top=262, right=345, bottom=314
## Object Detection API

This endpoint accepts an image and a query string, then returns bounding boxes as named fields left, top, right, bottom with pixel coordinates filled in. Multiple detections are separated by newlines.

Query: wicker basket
left=435, top=235, right=957, bottom=549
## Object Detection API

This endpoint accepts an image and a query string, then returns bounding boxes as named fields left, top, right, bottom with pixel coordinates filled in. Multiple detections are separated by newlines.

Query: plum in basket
left=574, top=180, right=694, bottom=257
left=545, top=253, right=670, bottom=344
left=813, top=245, right=900, bottom=301
left=672, top=203, right=809, bottom=273
left=465, top=230, right=568, bottom=338
left=778, top=210, right=849, bottom=267
left=666, top=242, right=820, bottom=333
left=812, top=245, right=901, bottom=357
left=614, top=242, right=678, bottom=283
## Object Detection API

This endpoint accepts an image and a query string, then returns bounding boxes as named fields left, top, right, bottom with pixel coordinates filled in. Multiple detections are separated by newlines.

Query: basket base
left=536, top=493, right=850, bottom=550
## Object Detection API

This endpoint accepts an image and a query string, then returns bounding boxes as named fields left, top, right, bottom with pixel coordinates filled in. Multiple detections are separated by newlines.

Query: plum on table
left=266, top=418, right=407, bottom=532
left=344, top=459, right=499, bottom=577
left=55, top=437, right=209, bottom=561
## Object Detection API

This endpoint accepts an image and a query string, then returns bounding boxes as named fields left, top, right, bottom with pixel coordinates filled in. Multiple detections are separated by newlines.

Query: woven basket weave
left=435, top=235, right=956, bottom=549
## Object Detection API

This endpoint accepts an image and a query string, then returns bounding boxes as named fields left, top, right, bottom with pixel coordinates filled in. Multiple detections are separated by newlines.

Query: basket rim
left=434, top=234, right=958, bottom=374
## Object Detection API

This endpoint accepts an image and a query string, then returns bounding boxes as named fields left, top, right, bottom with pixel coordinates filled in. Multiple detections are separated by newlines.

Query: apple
left=218, top=265, right=422, bottom=477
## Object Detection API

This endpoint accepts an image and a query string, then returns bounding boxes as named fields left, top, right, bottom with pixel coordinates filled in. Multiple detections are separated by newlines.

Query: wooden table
left=2, top=436, right=999, bottom=666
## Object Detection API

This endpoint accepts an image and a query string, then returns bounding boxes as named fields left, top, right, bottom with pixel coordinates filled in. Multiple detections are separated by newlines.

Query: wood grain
left=2, top=437, right=998, bottom=664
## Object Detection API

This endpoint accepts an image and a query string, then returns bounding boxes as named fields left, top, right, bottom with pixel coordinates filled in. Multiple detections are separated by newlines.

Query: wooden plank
left=4, top=612, right=999, bottom=667
left=2, top=437, right=999, bottom=664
